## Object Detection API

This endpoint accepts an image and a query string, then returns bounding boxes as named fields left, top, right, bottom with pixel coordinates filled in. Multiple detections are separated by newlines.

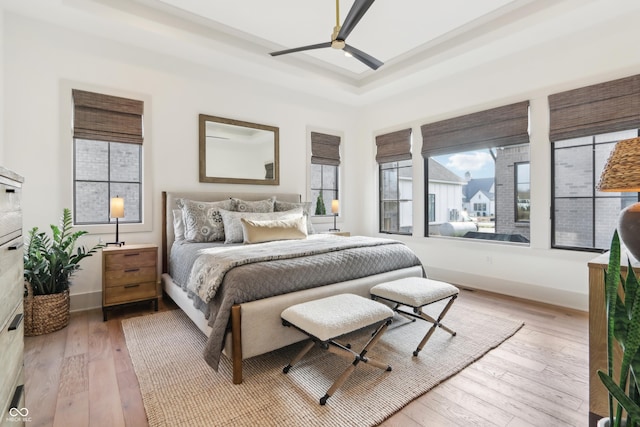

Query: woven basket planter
left=24, top=283, right=70, bottom=336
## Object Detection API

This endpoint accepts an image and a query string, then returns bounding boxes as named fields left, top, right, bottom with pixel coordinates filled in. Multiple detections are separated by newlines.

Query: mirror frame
left=199, top=114, right=280, bottom=185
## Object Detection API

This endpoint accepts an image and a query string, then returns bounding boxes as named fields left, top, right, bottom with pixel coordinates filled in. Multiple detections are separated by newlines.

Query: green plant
left=24, top=208, right=103, bottom=295
left=598, top=230, right=640, bottom=427
left=315, top=193, right=326, bottom=215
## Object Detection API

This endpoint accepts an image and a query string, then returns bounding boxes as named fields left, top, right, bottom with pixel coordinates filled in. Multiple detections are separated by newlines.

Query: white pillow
left=173, top=209, right=185, bottom=241
left=241, top=216, right=308, bottom=244
left=218, top=208, right=303, bottom=244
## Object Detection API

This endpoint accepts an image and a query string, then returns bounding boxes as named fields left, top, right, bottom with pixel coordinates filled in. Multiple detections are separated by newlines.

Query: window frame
left=378, top=159, right=413, bottom=235
left=61, top=80, right=152, bottom=234
left=551, top=130, right=640, bottom=252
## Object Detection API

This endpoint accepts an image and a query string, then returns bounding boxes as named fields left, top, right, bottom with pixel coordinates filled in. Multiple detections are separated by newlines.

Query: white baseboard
left=426, top=267, right=588, bottom=312
left=69, top=291, right=102, bottom=312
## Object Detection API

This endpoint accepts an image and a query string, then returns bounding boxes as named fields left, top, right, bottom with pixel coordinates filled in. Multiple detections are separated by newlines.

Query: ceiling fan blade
left=270, top=42, right=332, bottom=57
left=337, top=0, right=375, bottom=41
left=343, top=44, right=383, bottom=70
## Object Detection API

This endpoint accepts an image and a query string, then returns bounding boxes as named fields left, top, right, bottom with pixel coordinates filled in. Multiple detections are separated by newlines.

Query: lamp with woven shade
left=597, top=137, right=640, bottom=261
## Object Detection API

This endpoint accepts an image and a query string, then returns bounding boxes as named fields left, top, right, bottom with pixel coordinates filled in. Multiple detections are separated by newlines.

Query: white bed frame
left=162, top=191, right=423, bottom=384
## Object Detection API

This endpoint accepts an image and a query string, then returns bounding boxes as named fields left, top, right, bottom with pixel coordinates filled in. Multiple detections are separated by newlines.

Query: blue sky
left=432, top=149, right=495, bottom=179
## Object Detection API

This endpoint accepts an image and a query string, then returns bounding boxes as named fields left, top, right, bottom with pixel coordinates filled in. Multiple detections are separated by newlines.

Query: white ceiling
left=139, top=0, right=517, bottom=75
left=2, top=0, right=638, bottom=105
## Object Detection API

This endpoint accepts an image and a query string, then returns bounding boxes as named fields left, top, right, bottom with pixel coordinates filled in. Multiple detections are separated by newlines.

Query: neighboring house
left=462, top=176, right=495, bottom=217
left=427, top=159, right=467, bottom=224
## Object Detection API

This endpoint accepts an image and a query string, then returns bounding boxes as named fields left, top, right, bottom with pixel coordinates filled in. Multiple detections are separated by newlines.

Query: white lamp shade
left=110, top=197, right=125, bottom=219
left=331, top=199, right=339, bottom=214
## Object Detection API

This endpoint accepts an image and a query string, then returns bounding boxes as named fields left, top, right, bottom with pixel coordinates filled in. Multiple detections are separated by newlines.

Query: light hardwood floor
left=24, top=288, right=589, bottom=427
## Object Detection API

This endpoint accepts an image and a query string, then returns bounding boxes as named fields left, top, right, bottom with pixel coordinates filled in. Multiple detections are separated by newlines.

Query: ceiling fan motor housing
left=331, top=39, right=346, bottom=49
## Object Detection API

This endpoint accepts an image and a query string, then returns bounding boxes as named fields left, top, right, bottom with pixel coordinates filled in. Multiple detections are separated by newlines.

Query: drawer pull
left=8, top=313, right=23, bottom=331
left=125, top=268, right=140, bottom=273
left=124, top=284, right=140, bottom=289
left=9, top=385, right=24, bottom=411
left=124, top=253, right=140, bottom=257
left=8, top=242, right=24, bottom=250
left=5, top=188, right=16, bottom=193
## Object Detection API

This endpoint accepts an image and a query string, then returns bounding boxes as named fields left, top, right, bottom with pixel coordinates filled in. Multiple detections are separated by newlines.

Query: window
left=310, top=131, right=340, bottom=216
left=549, top=73, right=640, bottom=251
left=515, top=162, right=530, bottom=222
left=376, top=129, right=413, bottom=234
left=421, top=101, right=530, bottom=243
left=552, top=129, right=639, bottom=251
left=473, top=203, right=487, bottom=214
left=428, top=194, right=435, bottom=222
left=379, top=160, right=413, bottom=234
left=310, top=164, right=338, bottom=215
left=72, top=89, right=144, bottom=225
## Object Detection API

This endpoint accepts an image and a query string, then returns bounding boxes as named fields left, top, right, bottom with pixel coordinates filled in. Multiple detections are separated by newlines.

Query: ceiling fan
left=270, top=0, right=383, bottom=70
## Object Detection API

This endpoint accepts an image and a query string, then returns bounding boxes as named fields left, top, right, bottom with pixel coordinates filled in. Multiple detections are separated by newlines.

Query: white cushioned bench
left=281, top=293, right=394, bottom=405
left=370, top=277, right=459, bottom=356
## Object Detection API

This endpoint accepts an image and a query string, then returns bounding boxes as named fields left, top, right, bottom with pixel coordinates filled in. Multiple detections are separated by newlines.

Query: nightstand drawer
left=104, top=266, right=156, bottom=288
left=0, top=182, right=21, bottom=245
left=0, top=304, right=24, bottom=418
left=104, top=250, right=156, bottom=271
left=104, top=281, right=157, bottom=305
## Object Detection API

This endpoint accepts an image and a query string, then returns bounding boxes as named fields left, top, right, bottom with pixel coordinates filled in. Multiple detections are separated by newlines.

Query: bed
left=161, top=191, right=424, bottom=384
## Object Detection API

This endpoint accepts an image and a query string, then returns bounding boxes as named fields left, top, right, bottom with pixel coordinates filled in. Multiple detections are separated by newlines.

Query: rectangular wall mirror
left=199, top=114, right=279, bottom=185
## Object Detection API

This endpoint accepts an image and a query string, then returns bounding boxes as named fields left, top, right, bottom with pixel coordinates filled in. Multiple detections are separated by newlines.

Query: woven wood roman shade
left=311, top=132, right=341, bottom=166
left=375, top=128, right=412, bottom=163
left=548, top=74, right=640, bottom=142
left=72, top=89, right=144, bottom=144
left=420, top=101, right=530, bottom=157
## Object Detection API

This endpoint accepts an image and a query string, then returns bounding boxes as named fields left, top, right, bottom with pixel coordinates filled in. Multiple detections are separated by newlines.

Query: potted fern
left=23, top=208, right=103, bottom=336
left=598, top=230, right=640, bottom=427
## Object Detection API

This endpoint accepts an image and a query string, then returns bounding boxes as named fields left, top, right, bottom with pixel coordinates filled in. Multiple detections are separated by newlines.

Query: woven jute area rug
left=122, top=300, right=523, bottom=427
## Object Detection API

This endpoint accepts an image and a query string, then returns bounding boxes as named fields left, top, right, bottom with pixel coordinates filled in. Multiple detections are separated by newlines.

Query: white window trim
left=60, top=80, right=153, bottom=234
left=306, top=126, right=344, bottom=225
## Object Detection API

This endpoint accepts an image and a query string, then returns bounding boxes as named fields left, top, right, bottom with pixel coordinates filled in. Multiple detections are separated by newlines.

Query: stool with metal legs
left=281, top=293, right=394, bottom=405
left=371, top=277, right=459, bottom=356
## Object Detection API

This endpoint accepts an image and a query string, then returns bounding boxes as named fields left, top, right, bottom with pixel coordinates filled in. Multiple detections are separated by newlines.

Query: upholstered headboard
left=162, top=191, right=301, bottom=273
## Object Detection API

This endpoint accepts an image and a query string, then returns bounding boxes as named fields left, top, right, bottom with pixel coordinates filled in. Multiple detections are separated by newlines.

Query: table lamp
left=107, top=196, right=125, bottom=247
left=329, top=199, right=340, bottom=232
left=597, top=137, right=640, bottom=261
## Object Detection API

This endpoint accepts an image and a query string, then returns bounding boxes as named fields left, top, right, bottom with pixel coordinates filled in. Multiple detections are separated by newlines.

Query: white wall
left=4, top=4, right=640, bottom=312
left=0, top=8, right=4, bottom=165
left=359, top=9, right=640, bottom=310
left=2, top=13, right=358, bottom=310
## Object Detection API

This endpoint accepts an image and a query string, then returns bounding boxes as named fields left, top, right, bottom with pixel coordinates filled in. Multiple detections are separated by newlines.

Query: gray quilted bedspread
left=170, top=235, right=424, bottom=370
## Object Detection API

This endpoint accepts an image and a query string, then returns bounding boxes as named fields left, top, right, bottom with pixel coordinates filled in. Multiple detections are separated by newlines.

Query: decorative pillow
left=177, top=198, right=234, bottom=242
left=241, top=216, right=308, bottom=244
left=172, top=209, right=185, bottom=241
left=218, top=208, right=303, bottom=243
left=274, top=200, right=315, bottom=234
left=230, top=196, right=275, bottom=213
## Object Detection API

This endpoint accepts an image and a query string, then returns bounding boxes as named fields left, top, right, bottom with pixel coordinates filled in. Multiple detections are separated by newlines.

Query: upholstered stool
left=370, top=277, right=459, bottom=356
left=281, top=293, right=394, bottom=405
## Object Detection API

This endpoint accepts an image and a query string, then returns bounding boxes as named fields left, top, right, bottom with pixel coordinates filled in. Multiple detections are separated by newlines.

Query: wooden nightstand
left=102, top=244, right=159, bottom=321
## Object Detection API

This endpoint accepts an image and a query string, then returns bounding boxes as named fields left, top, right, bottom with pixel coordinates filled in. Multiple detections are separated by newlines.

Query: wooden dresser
left=589, top=250, right=640, bottom=425
left=0, top=166, right=25, bottom=426
left=102, top=244, right=159, bottom=321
